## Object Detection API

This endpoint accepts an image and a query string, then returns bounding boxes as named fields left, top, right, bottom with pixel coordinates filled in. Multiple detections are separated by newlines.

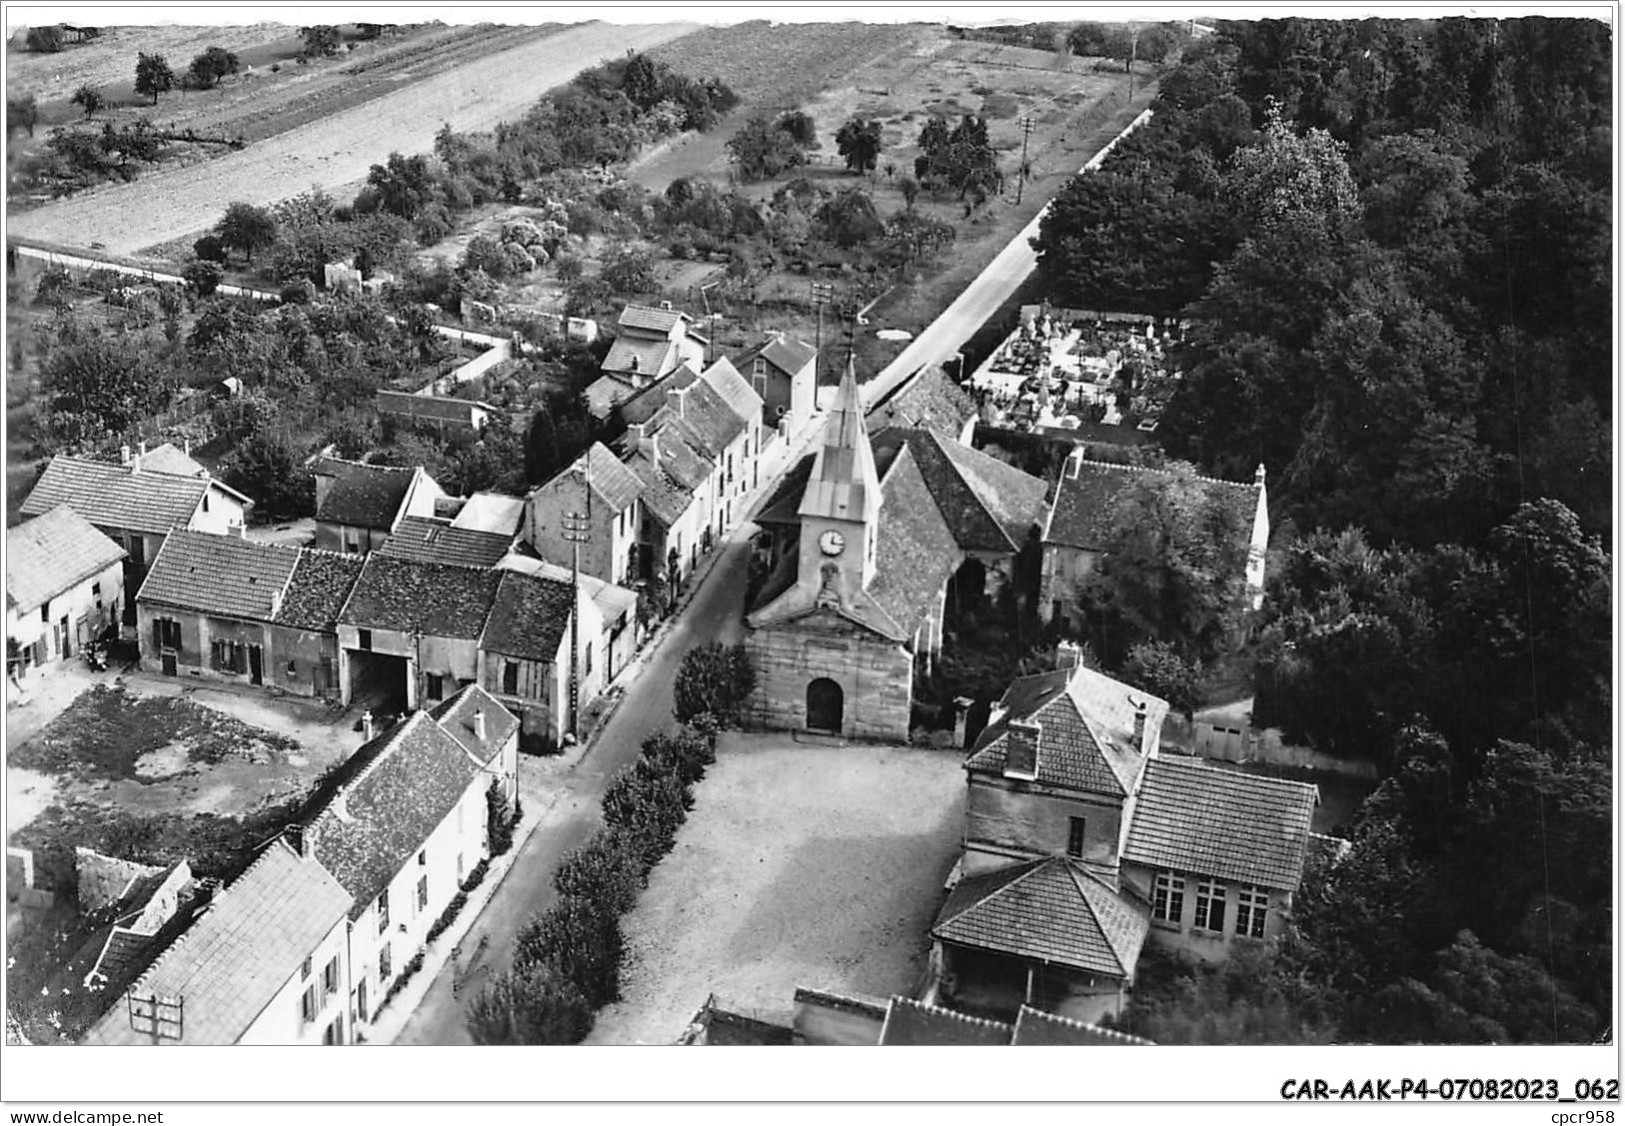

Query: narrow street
left=391, top=532, right=751, bottom=1044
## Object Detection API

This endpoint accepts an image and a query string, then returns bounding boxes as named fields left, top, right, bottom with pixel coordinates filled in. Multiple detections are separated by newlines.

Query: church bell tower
left=795, top=359, right=880, bottom=608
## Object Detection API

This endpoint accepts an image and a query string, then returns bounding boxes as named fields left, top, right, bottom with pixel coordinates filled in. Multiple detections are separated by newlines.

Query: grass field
left=586, top=732, right=964, bottom=1044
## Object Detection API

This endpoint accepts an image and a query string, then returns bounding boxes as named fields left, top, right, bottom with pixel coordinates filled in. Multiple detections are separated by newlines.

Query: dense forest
left=1033, top=17, right=1613, bottom=1044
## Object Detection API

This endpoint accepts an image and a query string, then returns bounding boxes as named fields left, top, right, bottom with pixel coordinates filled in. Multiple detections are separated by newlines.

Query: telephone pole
left=562, top=462, right=592, bottom=742
left=810, top=280, right=834, bottom=387
left=1015, top=116, right=1035, bottom=204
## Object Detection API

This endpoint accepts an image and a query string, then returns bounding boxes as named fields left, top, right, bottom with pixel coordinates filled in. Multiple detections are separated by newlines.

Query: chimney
left=472, top=709, right=487, bottom=742
left=121, top=444, right=132, bottom=465
left=139, top=440, right=147, bottom=459
left=361, top=710, right=375, bottom=743
left=184, top=437, right=192, bottom=459
left=660, top=300, right=673, bottom=311
left=953, top=695, right=974, bottom=749
left=1056, top=640, right=1082, bottom=670
left=1065, top=445, right=1083, bottom=480
left=1255, top=462, right=1267, bottom=487
left=229, top=522, right=246, bottom=539
left=1003, top=718, right=1040, bottom=780
left=672, top=384, right=691, bottom=418
left=1130, top=697, right=1148, bottom=754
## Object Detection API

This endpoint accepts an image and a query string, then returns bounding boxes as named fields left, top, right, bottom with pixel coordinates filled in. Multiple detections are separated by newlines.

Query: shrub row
left=425, top=856, right=493, bottom=945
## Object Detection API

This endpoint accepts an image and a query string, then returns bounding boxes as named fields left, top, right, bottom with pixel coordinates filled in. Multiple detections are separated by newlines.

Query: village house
left=525, top=442, right=645, bottom=588
left=20, top=445, right=250, bottom=628
left=6, top=505, right=126, bottom=674
left=375, top=388, right=496, bottom=433
left=477, top=568, right=604, bottom=745
left=498, top=554, right=637, bottom=688
left=1040, top=448, right=1269, bottom=628
left=311, top=458, right=445, bottom=555
left=134, top=530, right=363, bottom=699
left=734, top=331, right=817, bottom=438
left=76, top=854, right=194, bottom=992
left=304, top=684, right=519, bottom=1037
left=377, top=515, right=517, bottom=569
left=932, top=646, right=1320, bottom=1024
left=585, top=302, right=709, bottom=419
left=744, top=363, right=967, bottom=741
left=82, top=837, right=354, bottom=1046
left=445, top=491, right=527, bottom=539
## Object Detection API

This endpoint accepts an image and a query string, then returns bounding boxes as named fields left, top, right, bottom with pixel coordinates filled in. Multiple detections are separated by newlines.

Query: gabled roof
left=648, top=378, right=746, bottom=459
left=624, top=449, right=697, bottom=527
left=496, top=555, right=637, bottom=625
left=601, top=335, right=678, bottom=380
left=933, top=857, right=1150, bottom=980
left=1011, top=1005, right=1155, bottom=1045
left=867, top=444, right=960, bottom=636
left=799, top=361, right=880, bottom=525
left=427, top=683, right=521, bottom=764
left=450, top=492, right=526, bottom=536
left=131, top=442, right=208, bottom=479
left=617, top=303, right=690, bottom=335
left=378, top=516, right=514, bottom=569
left=585, top=373, right=639, bottom=418
left=7, top=506, right=126, bottom=613
left=619, top=364, right=699, bottom=427
left=21, top=455, right=210, bottom=536
left=272, top=550, right=365, bottom=632
left=137, top=530, right=301, bottom=622
left=736, top=332, right=817, bottom=377
left=754, top=452, right=814, bottom=527
left=866, top=364, right=976, bottom=441
left=967, top=663, right=1167, bottom=798
left=307, top=710, right=487, bottom=920
left=82, top=839, right=352, bottom=1045
left=479, top=570, right=574, bottom=662
left=1045, top=457, right=1261, bottom=551
left=337, top=555, right=502, bottom=640
left=1121, top=755, right=1318, bottom=892
left=871, top=428, right=1046, bottom=554
left=539, top=442, right=645, bottom=515
left=878, top=997, right=1012, bottom=1046
left=698, top=356, right=763, bottom=422
left=313, top=459, right=420, bottom=532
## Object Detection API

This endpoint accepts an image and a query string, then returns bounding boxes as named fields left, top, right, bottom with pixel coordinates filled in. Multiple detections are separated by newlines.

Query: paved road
left=393, top=535, right=751, bottom=1044
left=862, top=102, right=1157, bottom=412
left=7, top=22, right=698, bottom=256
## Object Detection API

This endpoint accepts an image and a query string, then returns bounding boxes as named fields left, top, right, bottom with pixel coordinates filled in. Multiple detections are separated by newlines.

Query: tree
left=302, top=25, right=342, bottom=58
left=776, top=109, right=819, bottom=149
left=6, top=94, right=39, bottom=138
left=188, top=45, right=241, bottom=89
left=672, top=642, right=756, bottom=727
left=897, top=175, right=919, bottom=211
left=465, top=964, right=591, bottom=1045
left=39, top=328, right=177, bottom=447
left=835, top=116, right=883, bottom=174
left=134, top=53, right=175, bottom=105
left=215, top=201, right=279, bottom=265
left=25, top=26, right=65, bottom=52
left=726, top=115, right=808, bottom=180
left=218, top=427, right=314, bottom=521
left=815, top=187, right=883, bottom=248
left=486, top=778, right=515, bottom=856
left=1121, top=640, right=1202, bottom=718
left=599, top=245, right=655, bottom=294
left=364, top=152, right=436, bottom=221
left=553, top=829, right=645, bottom=914
left=182, top=258, right=223, bottom=296
left=192, top=234, right=228, bottom=263
left=70, top=84, right=105, bottom=120
left=515, top=895, right=624, bottom=1008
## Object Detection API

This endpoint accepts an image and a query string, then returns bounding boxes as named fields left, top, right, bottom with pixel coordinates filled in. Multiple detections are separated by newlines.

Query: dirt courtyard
left=587, top=733, right=965, bottom=1044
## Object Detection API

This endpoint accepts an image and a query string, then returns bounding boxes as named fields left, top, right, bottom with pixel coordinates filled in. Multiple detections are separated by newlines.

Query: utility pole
left=562, top=464, right=591, bottom=743
left=1128, top=23, right=1140, bottom=102
left=810, top=280, right=834, bottom=387
left=1015, top=116, right=1035, bottom=204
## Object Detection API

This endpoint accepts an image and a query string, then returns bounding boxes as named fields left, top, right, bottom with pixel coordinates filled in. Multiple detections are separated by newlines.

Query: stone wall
left=743, top=616, right=912, bottom=742
left=963, top=777, right=1125, bottom=875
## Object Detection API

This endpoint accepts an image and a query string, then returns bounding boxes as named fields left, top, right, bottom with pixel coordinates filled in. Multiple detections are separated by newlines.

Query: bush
left=465, top=963, right=591, bottom=1045
left=553, top=828, right=647, bottom=913
left=1121, top=640, right=1203, bottom=719
left=514, top=894, right=624, bottom=1008
left=602, top=762, right=690, bottom=870
left=673, top=642, right=757, bottom=727
left=183, top=259, right=223, bottom=297
left=380, top=951, right=426, bottom=1009
left=486, top=778, right=516, bottom=856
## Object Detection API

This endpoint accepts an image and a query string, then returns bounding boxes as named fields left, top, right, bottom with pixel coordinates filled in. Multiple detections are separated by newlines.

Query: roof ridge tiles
left=1069, top=456, right=1259, bottom=492
left=890, top=996, right=1010, bottom=1032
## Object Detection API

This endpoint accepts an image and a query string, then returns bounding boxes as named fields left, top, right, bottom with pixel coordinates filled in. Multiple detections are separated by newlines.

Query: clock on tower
left=818, top=529, right=846, bottom=556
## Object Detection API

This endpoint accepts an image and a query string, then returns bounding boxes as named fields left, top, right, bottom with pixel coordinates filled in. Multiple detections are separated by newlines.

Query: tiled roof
left=480, top=570, right=574, bottom=661
left=878, top=997, right=1013, bottom=1046
left=871, top=428, right=1046, bottom=554
left=601, top=335, right=677, bottom=380
left=867, top=365, right=976, bottom=441
left=87, top=927, right=160, bottom=988
left=1045, top=458, right=1261, bottom=551
left=966, top=663, right=1167, bottom=798
left=620, top=365, right=699, bottom=427
left=427, top=683, right=520, bottom=765
left=82, top=839, right=352, bottom=1045
left=617, top=303, right=689, bottom=334
left=933, top=857, right=1150, bottom=979
left=754, top=453, right=814, bottom=527
left=1121, top=755, right=1318, bottom=891
left=272, top=550, right=365, bottom=632
left=450, top=492, right=526, bottom=536
left=313, top=459, right=418, bottom=532
left=376, top=389, right=490, bottom=424
left=307, top=712, right=483, bottom=920
left=338, top=555, right=502, bottom=639
left=1011, top=1005, right=1155, bottom=1045
left=497, top=555, right=637, bottom=624
left=756, top=333, right=817, bottom=377
left=137, top=530, right=300, bottom=622
left=21, top=455, right=208, bottom=535
left=7, top=506, right=126, bottom=613
left=132, top=442, right=208, bottom=478
left=541, top=442, right=645, bottom=514
left=698, top=357, right=762, bottom=422
left=650, top=379, right=746, bottom=458
left=799, top=362, right=880, bottom=525
left=868, top=444, right=960, bottom=636
left=378, top=516, right=514, bottom=569
left=585, top=373, right=639, bottom=418
left=624, top=450, right=696, bottom=527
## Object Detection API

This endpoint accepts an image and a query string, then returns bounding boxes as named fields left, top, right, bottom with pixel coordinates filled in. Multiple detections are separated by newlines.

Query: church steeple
left=796, top=357, right=881, bottom=594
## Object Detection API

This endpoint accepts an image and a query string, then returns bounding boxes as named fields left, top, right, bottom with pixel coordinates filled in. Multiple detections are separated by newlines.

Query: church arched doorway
left=950, top=557, right=988, bottom=623
left=806, top=677, right=844, bottom=734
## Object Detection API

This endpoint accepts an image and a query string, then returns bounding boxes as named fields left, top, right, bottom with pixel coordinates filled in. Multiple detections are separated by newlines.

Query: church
left=743, top=362, right=1047, bottom=741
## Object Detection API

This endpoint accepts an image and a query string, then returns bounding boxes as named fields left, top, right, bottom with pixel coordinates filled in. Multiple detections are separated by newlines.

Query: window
left=1194, top=879, right=1227, bottom=933
left=1152, top=872, right=1185, bottom=924
left=502, top=661, right=519, bottom=695
left=457, top=853, right=465, bottom=883
left=301, top=957, right=311, bottom=980
left=40, top=604, right=49, bottom=623
left=584, top=643, right=593, bottom=676
left=202, top=493, right=210, bottom=513
left=211, top=640, right=247, bottom=673
left=92, top=582, right=102, bottom=610
left=127, top=536, right=145, bottom=566
left=1235, top=885, right=1269, bottom=939
left=322, top=956, right=340, bottom=997
left=417, top=849, right=427, bottom=867
left=416, top=874, right=429, bottom=914
left=357, top=629, right=372, bottom=651
left=322, top=1017, right=342, bottom=1045
left=426, top=673, right=443, bottom=702
left=1066, top=817, right=1087, bottom=859
left=153, top=618, right=181, bottom=650
left=379, top=944, right=392, bottom=982
left=376, top=889, right=390, bottom=934
left=300, top=986, right=317, bottom=1024
left=286, top=660, right=297, bottom=680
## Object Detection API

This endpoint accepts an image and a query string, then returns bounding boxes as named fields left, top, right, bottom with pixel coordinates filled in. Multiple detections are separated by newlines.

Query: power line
left=1015, top=116, right=1035, bottom=204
